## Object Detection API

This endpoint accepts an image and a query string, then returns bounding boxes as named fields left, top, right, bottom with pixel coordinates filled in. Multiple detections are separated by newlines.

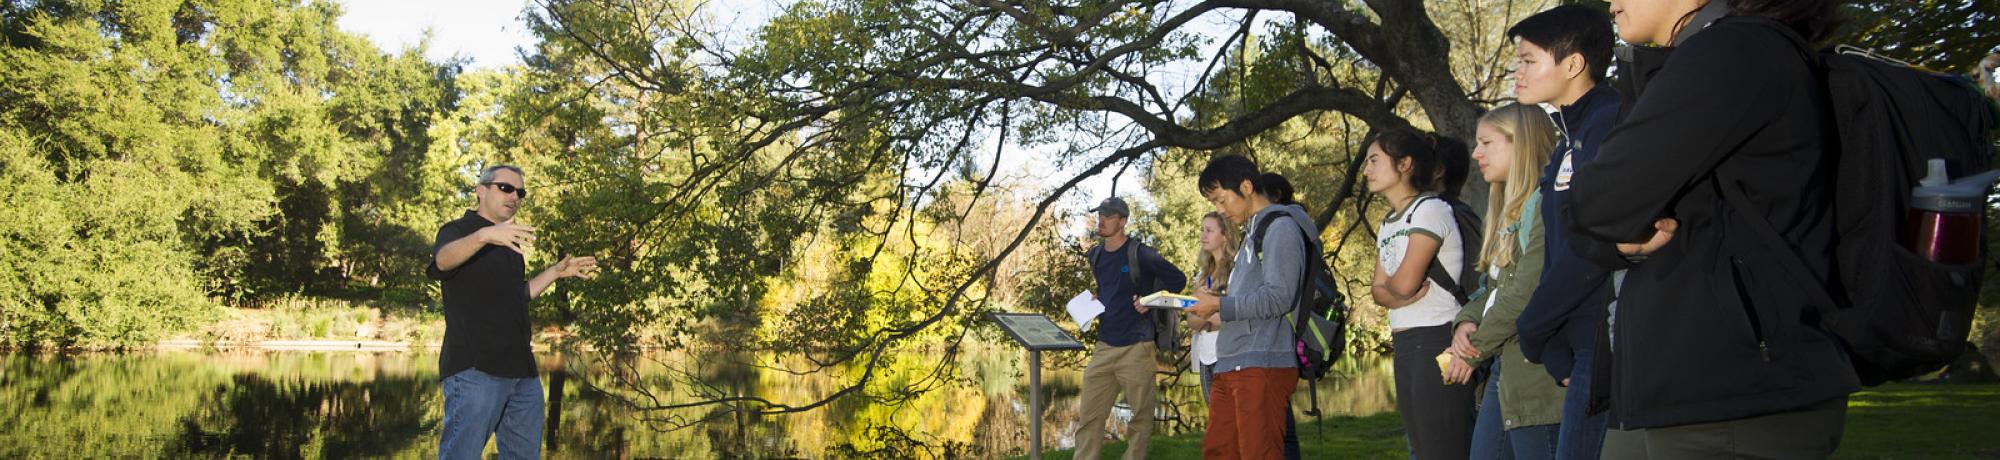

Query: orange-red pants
left=1202, top=367, right=1296, bottom=460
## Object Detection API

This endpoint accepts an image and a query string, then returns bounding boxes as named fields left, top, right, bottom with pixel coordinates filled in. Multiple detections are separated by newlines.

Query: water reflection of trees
left=166, top=374, right=435, bottom=458
left=0, top=353, right=228, bottom=457
left=563, top=343, right=1396, bottom=458
left=1, top=348, right=1395, bottom=458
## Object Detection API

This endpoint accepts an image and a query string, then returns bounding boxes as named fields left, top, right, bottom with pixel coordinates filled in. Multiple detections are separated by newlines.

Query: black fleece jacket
left=1566, top=17, right=1860, bottom=429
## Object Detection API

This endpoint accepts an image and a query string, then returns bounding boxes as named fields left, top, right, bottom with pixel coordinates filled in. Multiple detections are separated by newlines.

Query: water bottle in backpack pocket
left=1753, top=20, right=2000, bottom=385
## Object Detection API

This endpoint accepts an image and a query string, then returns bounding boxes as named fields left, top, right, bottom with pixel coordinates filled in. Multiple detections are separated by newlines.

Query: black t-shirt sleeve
left=427, top=222, right=468, bottom=281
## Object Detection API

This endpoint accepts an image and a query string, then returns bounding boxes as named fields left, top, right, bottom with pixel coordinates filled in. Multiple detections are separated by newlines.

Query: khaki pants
left=1075, top=341, right=1159, bottom=460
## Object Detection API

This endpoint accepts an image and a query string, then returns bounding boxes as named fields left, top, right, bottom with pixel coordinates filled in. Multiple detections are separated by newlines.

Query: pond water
left=0, top=344, right=1398, bottom=458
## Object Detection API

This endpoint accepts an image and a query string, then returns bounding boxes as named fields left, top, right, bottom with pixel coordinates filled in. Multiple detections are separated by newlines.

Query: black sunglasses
left=482, top=182, right=528, bottom=199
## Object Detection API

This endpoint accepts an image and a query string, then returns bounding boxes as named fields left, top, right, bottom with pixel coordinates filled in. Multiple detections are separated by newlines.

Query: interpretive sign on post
left=990, top=312, right=1086, bottom=460
left=993, top=312, right=1087, bottom=351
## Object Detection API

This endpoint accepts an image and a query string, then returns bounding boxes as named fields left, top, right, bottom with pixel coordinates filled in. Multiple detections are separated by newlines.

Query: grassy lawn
left=1018, top=383, right=2000, bottom=459
left=1837, top=383, right=2000, bottom=459
left=1020, top=411, right=1409, bottom=460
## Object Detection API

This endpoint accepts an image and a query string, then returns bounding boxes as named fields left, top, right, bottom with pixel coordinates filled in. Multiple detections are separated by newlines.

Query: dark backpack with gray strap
left=1248, top=212, right=1352, bottom=381
left=1735, top=18, right=1996, bottom=385
left=1406, top=196, right=1485, bottom=304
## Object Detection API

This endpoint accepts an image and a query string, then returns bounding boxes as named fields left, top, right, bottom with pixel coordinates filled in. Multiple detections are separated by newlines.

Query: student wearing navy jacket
left=1501, top=6, right=1619, bottom=460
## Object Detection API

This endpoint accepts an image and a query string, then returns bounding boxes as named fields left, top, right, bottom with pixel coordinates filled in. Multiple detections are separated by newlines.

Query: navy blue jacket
left=1517, top=84, right=1621, bottom=382
left=1089, top=238, right=1188, bottom=347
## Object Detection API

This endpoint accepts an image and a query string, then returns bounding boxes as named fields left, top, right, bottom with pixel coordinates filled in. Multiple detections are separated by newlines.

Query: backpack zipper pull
left=1759, top=341, right=1771, bottom=362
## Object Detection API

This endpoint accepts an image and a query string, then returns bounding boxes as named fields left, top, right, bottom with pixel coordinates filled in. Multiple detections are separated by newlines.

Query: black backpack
left=1739, top=18, right=1997, bottom=385
left=1249, top=212, right=1352, bottom=381
left=1087, top=240, right=1181, bottom=360
left=1406, top=196, right=1485, bottom=305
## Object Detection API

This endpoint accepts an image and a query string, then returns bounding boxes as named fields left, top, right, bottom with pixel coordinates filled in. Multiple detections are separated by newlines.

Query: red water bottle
left=1904, top=160, right=2000, bottom=265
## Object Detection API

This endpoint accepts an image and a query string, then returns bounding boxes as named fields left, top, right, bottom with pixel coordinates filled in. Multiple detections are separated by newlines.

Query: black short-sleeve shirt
left=427, top=211, right=536, bottom=380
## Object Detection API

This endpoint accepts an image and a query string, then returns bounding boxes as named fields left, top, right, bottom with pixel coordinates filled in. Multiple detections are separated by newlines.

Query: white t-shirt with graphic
left=1376, top=196, right=1466, bottom=329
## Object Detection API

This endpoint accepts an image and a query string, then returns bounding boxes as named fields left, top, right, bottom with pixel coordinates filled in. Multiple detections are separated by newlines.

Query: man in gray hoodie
left=1190, top=155, right=1316, bottom=460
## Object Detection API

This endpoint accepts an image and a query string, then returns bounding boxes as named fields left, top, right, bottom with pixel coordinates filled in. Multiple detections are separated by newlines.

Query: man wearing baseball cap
left=1074, top=196, right=1187, bottom=459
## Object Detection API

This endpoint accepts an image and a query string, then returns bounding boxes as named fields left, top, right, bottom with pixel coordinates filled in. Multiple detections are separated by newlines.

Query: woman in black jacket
left=1567, top=0, right=1857, bottom=457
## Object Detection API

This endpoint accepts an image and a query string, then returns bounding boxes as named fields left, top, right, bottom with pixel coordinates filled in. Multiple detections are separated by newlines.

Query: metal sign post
left=989, top=312, right=1086, bottom=460
left=1029, top=347, right=1042, bottom=458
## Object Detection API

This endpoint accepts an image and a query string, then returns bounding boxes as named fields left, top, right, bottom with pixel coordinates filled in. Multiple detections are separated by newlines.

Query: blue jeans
left=1200, top=362, right=1215, bottom=402
left=1472, top=361, right=1511, bottom=460
left=1555, top=344, right=1606, bottom=460
left=1507, top=423, right=1559, bottom=460
left=440, top=369, right=544, bottom=459
left=1473, top=361, right=1559, bottom=460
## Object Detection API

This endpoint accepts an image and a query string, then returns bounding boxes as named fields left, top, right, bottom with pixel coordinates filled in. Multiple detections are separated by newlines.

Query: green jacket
left=1455, top=193, right=1565, bottom=429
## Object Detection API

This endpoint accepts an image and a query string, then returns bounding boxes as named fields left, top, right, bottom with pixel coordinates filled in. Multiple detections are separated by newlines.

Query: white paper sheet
left=1065, top=291, right=1105, bottom=332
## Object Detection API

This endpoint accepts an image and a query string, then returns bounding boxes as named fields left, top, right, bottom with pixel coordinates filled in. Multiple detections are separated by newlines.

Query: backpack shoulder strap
left=1406, top=197, right=1470, bottom=304
left=1403, top=196, right=1436, bottom=224
left=1126, top=239, right=1145, bottom=289
left=1251, top=212, right=1288, bottom=258
left=1426, top=257, right=1468, bottom=304
left=1517, top=191, right=1544, bottom=252
left=1705, top=18, right=1841, bottom=312
left=1713, top=177, right=1841, bottom=313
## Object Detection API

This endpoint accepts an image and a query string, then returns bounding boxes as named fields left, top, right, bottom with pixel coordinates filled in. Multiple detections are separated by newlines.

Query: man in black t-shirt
left=427, top=165, right=597, bottom=460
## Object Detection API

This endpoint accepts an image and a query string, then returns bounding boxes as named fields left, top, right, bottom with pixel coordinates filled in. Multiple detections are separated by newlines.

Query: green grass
left=1837, top=383, right=2000, bottom=459
left=1018, top=383, right=2000, bottom=459
left=1019, top=411, right=1409, bottom=460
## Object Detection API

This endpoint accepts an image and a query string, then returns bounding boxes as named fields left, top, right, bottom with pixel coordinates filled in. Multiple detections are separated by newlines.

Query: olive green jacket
left=1455, top=193, right=1565, bottom=429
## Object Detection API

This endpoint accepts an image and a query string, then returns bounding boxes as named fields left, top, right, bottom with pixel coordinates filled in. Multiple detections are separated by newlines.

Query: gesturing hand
left=477, top=223, right=537, bottom=255
left=553, top=256, right=600, bottom=279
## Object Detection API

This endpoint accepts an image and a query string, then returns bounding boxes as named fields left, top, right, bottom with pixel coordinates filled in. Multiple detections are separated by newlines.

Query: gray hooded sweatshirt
left=1215, top=203, right=1320, bottom=373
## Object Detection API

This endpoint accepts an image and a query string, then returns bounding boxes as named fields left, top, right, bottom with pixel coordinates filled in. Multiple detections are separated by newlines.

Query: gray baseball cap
left=1090, top=197, right=1130, bottom=217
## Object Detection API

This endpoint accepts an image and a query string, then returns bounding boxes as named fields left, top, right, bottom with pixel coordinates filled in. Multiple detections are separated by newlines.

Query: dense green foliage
left=0, top=0, right=464, bottom=348
left=1834, top=0, right=1999, bottom=74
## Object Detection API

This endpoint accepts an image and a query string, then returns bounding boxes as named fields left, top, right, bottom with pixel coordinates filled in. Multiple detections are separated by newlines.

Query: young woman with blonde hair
left=1187, top=211, right=1240, bottom=400
left=1449, top=103, right=1567, bottom=460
